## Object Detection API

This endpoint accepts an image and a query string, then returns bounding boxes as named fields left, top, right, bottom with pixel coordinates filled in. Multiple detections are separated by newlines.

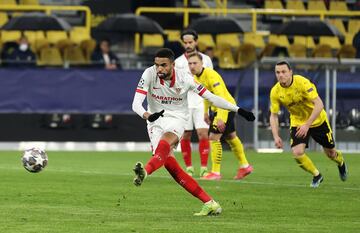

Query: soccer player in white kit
left=175, top=29, right=213, bottom=178
left=131, top=48, right=254, bottom=216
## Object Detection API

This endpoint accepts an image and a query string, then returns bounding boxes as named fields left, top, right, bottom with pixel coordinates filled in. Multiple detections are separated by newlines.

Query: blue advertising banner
left=0, top=68, right=358, bottom=113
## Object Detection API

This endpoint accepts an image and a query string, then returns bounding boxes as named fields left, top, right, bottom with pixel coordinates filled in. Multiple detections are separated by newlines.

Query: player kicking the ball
left=131, top=48, right=255, bottom=216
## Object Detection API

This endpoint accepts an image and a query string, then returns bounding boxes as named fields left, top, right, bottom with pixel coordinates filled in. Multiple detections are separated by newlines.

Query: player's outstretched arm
left=201, top=90, right=255, bottom=121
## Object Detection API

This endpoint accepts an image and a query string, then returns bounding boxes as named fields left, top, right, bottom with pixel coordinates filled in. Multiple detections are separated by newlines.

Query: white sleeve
left=201, top=89, right=239, bottom=112
left=132, top=68, right=151, bottom=118
left=132, top=92, right=147, bottom=118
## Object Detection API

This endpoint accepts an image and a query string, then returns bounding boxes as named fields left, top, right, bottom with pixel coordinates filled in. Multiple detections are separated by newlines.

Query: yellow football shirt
left=270, top=74, right=327, bottom=127
left=195, top=68, right=236, bottom=123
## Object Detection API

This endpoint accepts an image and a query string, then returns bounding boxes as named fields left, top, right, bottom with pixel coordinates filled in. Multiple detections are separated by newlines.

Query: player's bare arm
left=295, top=96, right=324, bottom=138
left=270, top=112, right=283, bottom=149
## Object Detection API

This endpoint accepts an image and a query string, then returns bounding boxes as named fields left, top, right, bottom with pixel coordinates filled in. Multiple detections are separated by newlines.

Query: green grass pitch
left=0, top=150, right=359, bottom=233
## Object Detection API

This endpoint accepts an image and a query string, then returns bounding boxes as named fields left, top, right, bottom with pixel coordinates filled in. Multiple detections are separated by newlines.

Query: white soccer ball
left=22, top=148, right=48, bottom=173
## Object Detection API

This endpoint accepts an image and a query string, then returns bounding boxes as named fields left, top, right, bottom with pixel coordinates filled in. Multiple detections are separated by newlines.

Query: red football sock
left=145, top=140, right=170, bottom=175
left=199, top=139, right=209, bottom=167
left=164, top=156, right=212, bottom=203
left=180, top=139, right=192, bottom=167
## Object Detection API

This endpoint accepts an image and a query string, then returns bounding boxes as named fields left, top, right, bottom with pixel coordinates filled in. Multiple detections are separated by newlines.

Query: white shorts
left=184, top=106, right=209, bottom=131
left=147, top=116, right=186, bottom=153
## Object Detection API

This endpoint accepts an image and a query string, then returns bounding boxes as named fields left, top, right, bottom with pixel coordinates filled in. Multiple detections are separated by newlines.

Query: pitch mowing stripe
left=3, top=165, right=358, bottom=192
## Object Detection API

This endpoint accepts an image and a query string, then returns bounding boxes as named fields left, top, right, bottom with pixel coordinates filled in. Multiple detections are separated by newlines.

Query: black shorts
left=209, top=111, right=235, bottom=135
left=290, top=120, right=335, bottom=149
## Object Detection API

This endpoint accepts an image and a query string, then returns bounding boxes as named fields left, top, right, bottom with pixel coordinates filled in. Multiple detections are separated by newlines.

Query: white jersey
left=135, top=65, right=207, bottom=122
left=175, top=52, right=213, bottom=108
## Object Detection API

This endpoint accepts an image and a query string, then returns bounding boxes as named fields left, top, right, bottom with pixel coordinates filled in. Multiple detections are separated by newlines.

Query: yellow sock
left=295, top=154, right=319, bottom=176
left=225, top=137, right=249, bottom=167
left=210, top=140, right=222, bottom=173
left=331, top=150, right=344, bottom=166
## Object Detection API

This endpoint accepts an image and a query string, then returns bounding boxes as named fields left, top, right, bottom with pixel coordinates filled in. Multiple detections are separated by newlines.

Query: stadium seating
left=286, top=0, right=305, bottom=10
left=344, top=33, right=354, bottom=45
left=197, top=34, right=215, bottom=51
left=80, top=39, right=97, bottom=61
left=216, top=33, right=241, bottom=49
left=312, top=44, right=333, bottom=58
left=218, top=46, right=239, bottom=69
left=337, top=44, right=356, bottom=58
left=164, top=29, right=181, bottom=42
left=0, top=0, right=17, bottom=5
left=1, top=30, right=21, bottom=43
left=142, top=34, right=164, bottom=53
left=264, top=0, right=283, bottom=9
left=293, top=35, right=316, bottom=49
left=32, top=38, right=49, bottom=56
left=319, top=36, right=341, bottom=50
left=24, top=31, right=45, bottom=45
left=38, top=47, right=63, bottom=66
left=307, top=0, right=327, bottom=11
left=19, top=0, right=39, bottom=5
left=348, top=19, right=360, bottom=35
left=70, top=27, right=91, bottom=44
left=63, top=45, right=87, bottom=65
left=328, top=19, right=347, bottom=36
left=243, top=32, right=265, bottom=49
left=56, top=39, right=75, bottom=54
left=236, top=43, right=257, bottom=68
left=268, top=34, right=290, bottom=48
left=0, top=12, right=8, bottom=27
left=329, top=1, right=348, bottom=11
left=46, top=31, right=68, bottom=45
left=288, top=44, right=307, bottom=58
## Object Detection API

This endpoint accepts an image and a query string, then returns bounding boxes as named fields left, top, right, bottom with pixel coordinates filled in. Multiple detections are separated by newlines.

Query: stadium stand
left=32, top=38, right=49, bottom=56
left=141, top=34, right=164, bottom=54
left=63, top=44, right=87, bottom=65
left=80, top=38, right=97, bottom=61
left=216, top=33, right=241, bottom=50
left=70, top=27, right=91, bottom=44
left=24, top=31, right=46, bottom=48
left=0, top=0, right=358, bottom=147
left=38, top=46, right=63, bottom=66
left=312, top=44, right=333, bottom=57
left=236, top=43, right=257, bottom=68
left=218, top=45, right=239, bottom=69
left=293, top=35, right=316, bottom=49
left=164, top=29, right=181, bottom=42
left=0, top=0, right=17, bottom=5
left=19, top=0, right=40, bottom=5
left=1, top=30, right=21, bottom=43
left=337, top=44, right=356, bottom=58
left=348, top=19, right=360, bottom=35
left=243, top=32, right=265, bottom=49
left=328, top=18, right=347, bottom=36
left=329, top=1, right=348, bottom=11
left=288, top=43, right=307, bottom=58
left=197, top=34, right=216, bottom=51
left=264, top=0, right=283, bottom=9
left=319, top=36, right=342, bottom=50
left=46, top=31, right=68, bottom=45
left=0, top=12, right=8, bottom=27
left=286, top=0, right=305, bottom=10
left=307, top=0, right=327, bottom=11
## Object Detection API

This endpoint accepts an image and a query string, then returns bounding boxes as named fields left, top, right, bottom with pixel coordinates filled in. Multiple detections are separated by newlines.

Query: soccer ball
left=22, top=148, right=48, bottom=173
